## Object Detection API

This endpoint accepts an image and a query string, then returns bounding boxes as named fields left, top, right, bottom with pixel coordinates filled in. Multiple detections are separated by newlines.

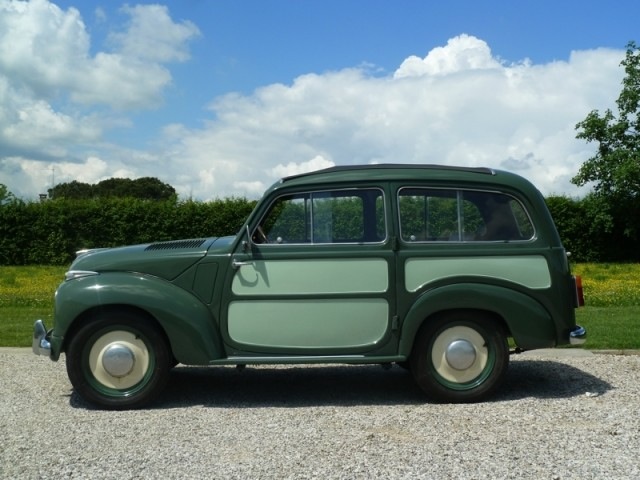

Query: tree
left=48, top=180, right=94, bottom=199
left=572, top=41, right=640, bottom=237
left=49, top=177, right=177, bottom=201
left=0, top=183, right=18, bottom=205
left=126, top=177, right=177, bottom=201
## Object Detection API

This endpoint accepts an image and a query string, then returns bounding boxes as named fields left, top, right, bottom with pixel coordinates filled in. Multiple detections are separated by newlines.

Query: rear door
left=394, top=185, right=545, bottom=322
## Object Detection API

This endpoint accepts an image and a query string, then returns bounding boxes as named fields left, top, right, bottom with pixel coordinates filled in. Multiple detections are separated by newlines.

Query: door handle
left=232, top=259, right=253, bottom=269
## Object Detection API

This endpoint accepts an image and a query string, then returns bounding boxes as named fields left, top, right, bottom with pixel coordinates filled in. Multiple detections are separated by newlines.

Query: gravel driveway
left=1, top=348, right=639, bottom=479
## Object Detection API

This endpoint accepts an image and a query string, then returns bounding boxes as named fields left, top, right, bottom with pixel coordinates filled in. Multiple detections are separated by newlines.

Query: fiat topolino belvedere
left=33, top=164, right=586, bottom=409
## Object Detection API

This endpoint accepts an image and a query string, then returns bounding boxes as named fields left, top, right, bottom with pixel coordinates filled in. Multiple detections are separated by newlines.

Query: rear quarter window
left=398, top=188, right=534, bottom=242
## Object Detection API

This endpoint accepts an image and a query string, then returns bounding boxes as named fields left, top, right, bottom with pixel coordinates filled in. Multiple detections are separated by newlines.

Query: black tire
left=66, top=310, right=172, bottom=409
left=410, top=312, right=509, bottom=403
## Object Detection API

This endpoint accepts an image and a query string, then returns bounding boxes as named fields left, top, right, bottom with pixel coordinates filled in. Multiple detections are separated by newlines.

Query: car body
left=33, top=164, right=585, bottom=408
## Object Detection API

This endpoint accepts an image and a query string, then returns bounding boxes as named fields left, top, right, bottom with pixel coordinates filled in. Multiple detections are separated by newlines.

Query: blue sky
left=1, top=0, right=639, bottom=200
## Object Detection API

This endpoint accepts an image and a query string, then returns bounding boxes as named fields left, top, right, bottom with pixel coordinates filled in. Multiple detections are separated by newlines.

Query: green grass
left=0, top=266, right=63, bottom=347
left=1, top=264, right=639, bottom=349
left=575, top=306, right=640, bottom=350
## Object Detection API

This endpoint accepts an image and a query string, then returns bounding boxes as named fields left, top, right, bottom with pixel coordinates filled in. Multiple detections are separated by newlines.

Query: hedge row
left=545, top=195, right=640, bottom=263
left=0, top=195, right=638, bottom=265
left=0, top=198, right=256, bottom=265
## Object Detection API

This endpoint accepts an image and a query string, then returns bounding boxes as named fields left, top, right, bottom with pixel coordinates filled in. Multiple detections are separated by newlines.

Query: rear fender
left=398, top=283, right=556, bottom=355
left=55, top=272, right=224, bottom=364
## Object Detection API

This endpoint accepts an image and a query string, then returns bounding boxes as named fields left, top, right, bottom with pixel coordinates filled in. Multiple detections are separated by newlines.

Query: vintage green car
left=33, top=164, right=585, bottom=409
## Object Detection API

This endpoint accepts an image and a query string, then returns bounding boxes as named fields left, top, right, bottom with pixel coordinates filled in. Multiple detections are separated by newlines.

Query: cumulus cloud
left=155, top=37, right=622, bottom=200
left=0, top=0, right=199, bottom=108
left=0, top=7, right=626, bottom=203
left=0, top=0, right=199, bottom=195
left=394, top=34, right=503, bottom=78
left=271, top=156, right=336, bottom=178
left=109, top=4, right=199, bottom=63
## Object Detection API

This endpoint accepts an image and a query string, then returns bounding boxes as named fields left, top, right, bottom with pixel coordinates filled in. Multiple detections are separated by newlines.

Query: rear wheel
left=66, top=311, right=172, bottom=409
left=410, top=313, right=508, bottom=403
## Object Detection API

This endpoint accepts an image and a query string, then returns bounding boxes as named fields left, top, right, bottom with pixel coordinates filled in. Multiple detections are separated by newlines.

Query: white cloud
left=394, top=34, right=503, bottom=78
left=0, top=0, right=200, bottom=192
left=0, top=0, right=199, bottom=108
left=110, top=4, right=200, bottom=63
left=2, top=99, right=100, bottom=156
left=153, top=36, right=622, bottom=200
left=0, top=18, right=626, bottom=203
left=271, top=156, right=336, bottom=178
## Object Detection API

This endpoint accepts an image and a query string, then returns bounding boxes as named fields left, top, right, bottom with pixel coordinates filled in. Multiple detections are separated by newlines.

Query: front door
left=222, top=187, right=396, bottom=355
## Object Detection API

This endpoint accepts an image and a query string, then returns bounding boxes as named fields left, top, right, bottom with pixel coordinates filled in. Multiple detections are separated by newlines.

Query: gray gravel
left=1, top=348, right=639, bottom=479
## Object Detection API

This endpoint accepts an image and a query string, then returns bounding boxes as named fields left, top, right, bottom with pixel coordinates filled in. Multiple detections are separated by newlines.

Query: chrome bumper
left=569, top=325, right=587, bottom=345
left=32, top=320, right=52, bottom=356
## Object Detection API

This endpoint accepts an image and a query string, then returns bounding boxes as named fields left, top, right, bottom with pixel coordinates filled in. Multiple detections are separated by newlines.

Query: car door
left=221, top=186, right=397, bottom=355
left=394, top=184, right=544, bottom=322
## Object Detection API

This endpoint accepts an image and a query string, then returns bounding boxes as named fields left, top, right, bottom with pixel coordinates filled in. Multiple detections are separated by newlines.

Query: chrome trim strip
left=65, top=270, right=99, bottom=281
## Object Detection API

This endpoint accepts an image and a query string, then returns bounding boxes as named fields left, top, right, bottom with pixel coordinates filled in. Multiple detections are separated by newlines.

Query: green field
left=1, top=264, right=639, bottom=349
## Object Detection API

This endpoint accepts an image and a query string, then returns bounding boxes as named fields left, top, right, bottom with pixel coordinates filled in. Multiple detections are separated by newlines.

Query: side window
left=399, top=188, right=534, bottom=242
left=256, top=194, right=309, bottom=244
left=398, top=189, right=458, bottom=241
left=464, top=191, right=534, bottom=241
left=254, top=189, right=386, bottom=244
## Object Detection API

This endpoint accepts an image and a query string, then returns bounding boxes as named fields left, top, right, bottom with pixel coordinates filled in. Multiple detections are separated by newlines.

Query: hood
left=69, top=236, right=233, bottom=281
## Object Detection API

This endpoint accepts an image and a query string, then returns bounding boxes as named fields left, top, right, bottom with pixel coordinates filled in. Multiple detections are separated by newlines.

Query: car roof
left=264, top=164, right=535, bottom=195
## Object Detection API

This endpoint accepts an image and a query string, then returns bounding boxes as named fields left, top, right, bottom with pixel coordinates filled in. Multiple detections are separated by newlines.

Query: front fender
left=398, top=283, right=556, bottom=355
left=54, top=272, right=224, bottom=364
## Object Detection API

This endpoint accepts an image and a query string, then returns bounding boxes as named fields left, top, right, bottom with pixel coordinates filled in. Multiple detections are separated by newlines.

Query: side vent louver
left=145, top=239, right=207, bottom=251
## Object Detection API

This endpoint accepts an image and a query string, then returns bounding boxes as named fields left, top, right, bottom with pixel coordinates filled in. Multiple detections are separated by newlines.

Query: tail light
left=573, top=275, right=585, bottom=307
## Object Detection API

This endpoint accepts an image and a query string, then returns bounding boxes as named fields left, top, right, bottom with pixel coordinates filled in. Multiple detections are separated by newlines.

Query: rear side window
left=398, top=188, right=534, bottom=242
left=254, top=188, right=386, bottom=244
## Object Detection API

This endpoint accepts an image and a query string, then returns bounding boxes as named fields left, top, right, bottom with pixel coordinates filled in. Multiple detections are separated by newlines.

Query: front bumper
left=32, top=320, right=52, bottom=357
left=569, top=325, right=587, bottom=345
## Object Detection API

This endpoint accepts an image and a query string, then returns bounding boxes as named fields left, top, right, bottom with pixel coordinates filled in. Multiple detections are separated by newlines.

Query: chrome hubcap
left=445, top=339, right=476, bottom=370
left=431, top=325, right=489, bottom=384
left=102, top=343, right=135, bottom=377
left=89, top=330, right=150, bottom=389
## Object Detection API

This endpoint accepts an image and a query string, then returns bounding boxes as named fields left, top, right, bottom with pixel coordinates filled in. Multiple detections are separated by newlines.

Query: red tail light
left=574, top=275, right=585, bottom=307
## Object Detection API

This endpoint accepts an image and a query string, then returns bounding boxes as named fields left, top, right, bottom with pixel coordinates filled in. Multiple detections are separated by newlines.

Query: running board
left=210, top=355, right=406, bottom=366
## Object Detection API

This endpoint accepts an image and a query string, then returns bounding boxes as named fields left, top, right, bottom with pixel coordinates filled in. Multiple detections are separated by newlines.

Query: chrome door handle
left=232, top=259, right=253, bottom=269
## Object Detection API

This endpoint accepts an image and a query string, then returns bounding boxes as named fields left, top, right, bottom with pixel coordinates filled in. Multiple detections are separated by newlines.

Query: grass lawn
left=0, top=266, right=63, bottom=347
left=1, top=264, right=638, bottom=349
left=575, top=306, right=640, bottom=350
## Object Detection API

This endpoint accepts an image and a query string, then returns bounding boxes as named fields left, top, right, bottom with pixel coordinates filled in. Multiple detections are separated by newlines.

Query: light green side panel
left=405, top=256, right=551, bottom=292
left=228, top=299, right=389, bottom=348
left=232, top=258, right=388, bottom=295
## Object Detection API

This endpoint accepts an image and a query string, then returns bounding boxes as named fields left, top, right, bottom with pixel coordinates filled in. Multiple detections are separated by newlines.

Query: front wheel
left=410, top=313, right=509, bottom=403
left=66, top=311, right=172, bottom=409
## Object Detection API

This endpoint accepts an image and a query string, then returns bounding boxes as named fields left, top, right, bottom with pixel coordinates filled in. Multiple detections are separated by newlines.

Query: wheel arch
left=64, top=304, right=170, bottom=358
left=56, top=272, right=225, bottom=364
left=398, top=282, right=557, bottom=356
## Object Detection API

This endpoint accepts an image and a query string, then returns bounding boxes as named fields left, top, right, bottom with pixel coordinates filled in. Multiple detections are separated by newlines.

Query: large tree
left=572, top=41, right=640, bottom=237
left=573, top=41, right=640, bottom=198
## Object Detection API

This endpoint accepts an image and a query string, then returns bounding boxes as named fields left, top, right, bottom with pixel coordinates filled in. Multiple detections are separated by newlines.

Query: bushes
left=545, top=194, right=640, bottom=262
left=1, top=193, right=639, bottom=265
left=0, top=197, right=256, bottom=266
